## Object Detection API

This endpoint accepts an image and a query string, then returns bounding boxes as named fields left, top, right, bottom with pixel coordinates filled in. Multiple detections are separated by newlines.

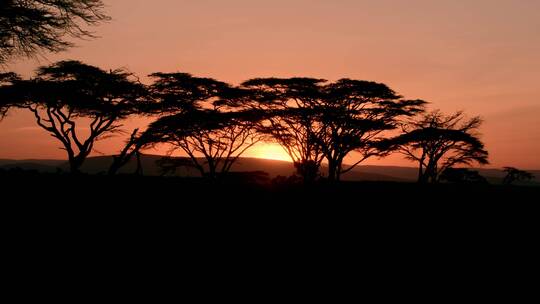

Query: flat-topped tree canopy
left=242, top=77, right=326, bottom=89
left=26, top=60, right=148, bottom=117
left=324, top=79, right=401, bottom=101
left=147, top=109, right=233, bottom=142
left=240, top=77, right=426, bottom=182
left=322, top=79, right=425, bottom=115
left=146, top=108, right=265, bottom=141
left=240, top=77, right=329, bottom=182
left=390, top=110, right=489, bottom=183
left=241, top=77, right=326, bottom=107
left=393, top=127, right=488, bottom=156
left=144, top=107, right=265, bottom=179
left=317, top=79, right=426, bottom=181
left=1, top=60, right=149, bottom=174
left=144, top=72, right=265, bottom=179
left=320, top=79, right=426, bottom=138
left=149, top=72, right=243, bottom=113
left=392, top=126, right=489, bottom=169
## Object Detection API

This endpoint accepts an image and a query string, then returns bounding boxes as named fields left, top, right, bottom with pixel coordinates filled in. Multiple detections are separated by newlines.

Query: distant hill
left=73, top=155, right=410, bottom=181
left=0, top=159, right=65, bottom=167
left=0, top=162, right=61, bottom=173
left=1, top=155, right=539, bottom=185
left=0, top=159, right=65, bottom=173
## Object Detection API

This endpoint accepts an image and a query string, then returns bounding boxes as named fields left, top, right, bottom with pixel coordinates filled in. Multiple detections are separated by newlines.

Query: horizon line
left=1, top=155, right=538, bottom=171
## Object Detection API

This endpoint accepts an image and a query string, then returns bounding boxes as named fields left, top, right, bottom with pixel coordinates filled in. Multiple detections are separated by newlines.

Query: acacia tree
left=106, top=72, right=221, bottom=176
left=144, top=73, right=263, bottom=179
left=241, top=78, right=327, bottom=183
left=0, top=0, right=109, bottom=63
left=3, top=60, right=147, bottom=174
left=502, top=167, right=534, bottom=185
left=145, top=109, right=262, bottom=179
left=319, top=79, right=426, bottom=181
left=392, top=110, right=489, bottom=183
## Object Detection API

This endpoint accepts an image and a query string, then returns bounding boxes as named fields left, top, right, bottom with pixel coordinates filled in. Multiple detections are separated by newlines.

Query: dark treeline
left=1, top=1, right=534, bottom=186
left=1, top=60, right=500, bottom=184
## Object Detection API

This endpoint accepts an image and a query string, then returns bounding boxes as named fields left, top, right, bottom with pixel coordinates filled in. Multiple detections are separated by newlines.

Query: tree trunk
left=69, top=156, right=85, bottom=174
left=327, top=159, right=337, bottom=182
left=417, top=163, right=425, bottom=183
left=335, top=157, right=344, bottom=182
left=108, top=160, right=121, bottom=176
left=206, top=159, right=217, bottom=180
left=429, top=164, right=439, bottom=183
left=134, top=152, right=143, bottom=176
left=295, top=160, right=319, bottom=184
left=108, top=154, right=126, bottom=176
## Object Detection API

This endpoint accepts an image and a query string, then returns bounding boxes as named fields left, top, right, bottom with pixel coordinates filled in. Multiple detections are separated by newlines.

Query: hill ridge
left=1, top=155, right=539, bottom=185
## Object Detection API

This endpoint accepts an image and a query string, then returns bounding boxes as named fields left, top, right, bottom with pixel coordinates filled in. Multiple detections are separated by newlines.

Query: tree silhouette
left=439, top=168, right=488, bottom=184
left=0, top=72, right=22, bottom=119
left=146, top=109, right=263, bottom=179
left=107, top=128, right=148, bottom=176
left=0, top=0, right=109, bottom=63
left=107, top=72, right=225, bottom=176
left=391, top=110, right=489, bottom=183
left=106, top=73, right=230, bottom=176
left=502, top=167, right=534, bottom=185
left=319, top=79, right=426, bottom=181
left=4, top=60, right=147, bottom=174
left=144, top=73, right=263, bottom=179
left=242, top=78, right=425, bottom=182
left=148, top=72, right=231, bottom=113
left=242, top=78, right=327, bottom=183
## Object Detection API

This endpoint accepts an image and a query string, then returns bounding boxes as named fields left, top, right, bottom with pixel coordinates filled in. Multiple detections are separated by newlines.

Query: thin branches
left=0, top=0, right=109, bottom=63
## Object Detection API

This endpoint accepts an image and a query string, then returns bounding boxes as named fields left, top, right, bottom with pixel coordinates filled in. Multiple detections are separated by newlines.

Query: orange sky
left=1, top=0, right=539, bottom=168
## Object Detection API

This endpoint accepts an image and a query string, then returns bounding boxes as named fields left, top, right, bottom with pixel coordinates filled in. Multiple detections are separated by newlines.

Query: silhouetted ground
left=2, top=170, right=538, bottom=260
left=2, top=170, right=538, bottom=204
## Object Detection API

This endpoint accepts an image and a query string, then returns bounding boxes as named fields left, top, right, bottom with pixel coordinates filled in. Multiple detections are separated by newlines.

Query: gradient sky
left=1, top=0, right=539, bottom=168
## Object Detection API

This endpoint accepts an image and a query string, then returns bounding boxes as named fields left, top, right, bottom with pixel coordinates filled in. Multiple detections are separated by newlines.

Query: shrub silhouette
left=502, top=167, right=534, bottom=185
left=440, top=168, right=488, bottom=184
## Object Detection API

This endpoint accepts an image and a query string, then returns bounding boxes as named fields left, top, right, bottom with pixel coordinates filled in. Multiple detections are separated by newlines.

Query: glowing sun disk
left=247, top=143, right=292, bottom=162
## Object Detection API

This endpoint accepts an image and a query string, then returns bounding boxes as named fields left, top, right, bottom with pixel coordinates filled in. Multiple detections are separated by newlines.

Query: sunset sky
left=1, top=0, right=539, bottom=169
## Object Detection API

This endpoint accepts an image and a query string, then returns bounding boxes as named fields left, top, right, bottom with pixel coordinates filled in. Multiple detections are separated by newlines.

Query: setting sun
left=246, top=143, right=292, bottom=162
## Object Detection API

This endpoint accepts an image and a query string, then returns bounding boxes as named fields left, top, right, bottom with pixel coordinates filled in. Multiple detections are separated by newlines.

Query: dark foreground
left=2, top=172, right=538, bottom=205
left=2, top=173, right=538, bottom=271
